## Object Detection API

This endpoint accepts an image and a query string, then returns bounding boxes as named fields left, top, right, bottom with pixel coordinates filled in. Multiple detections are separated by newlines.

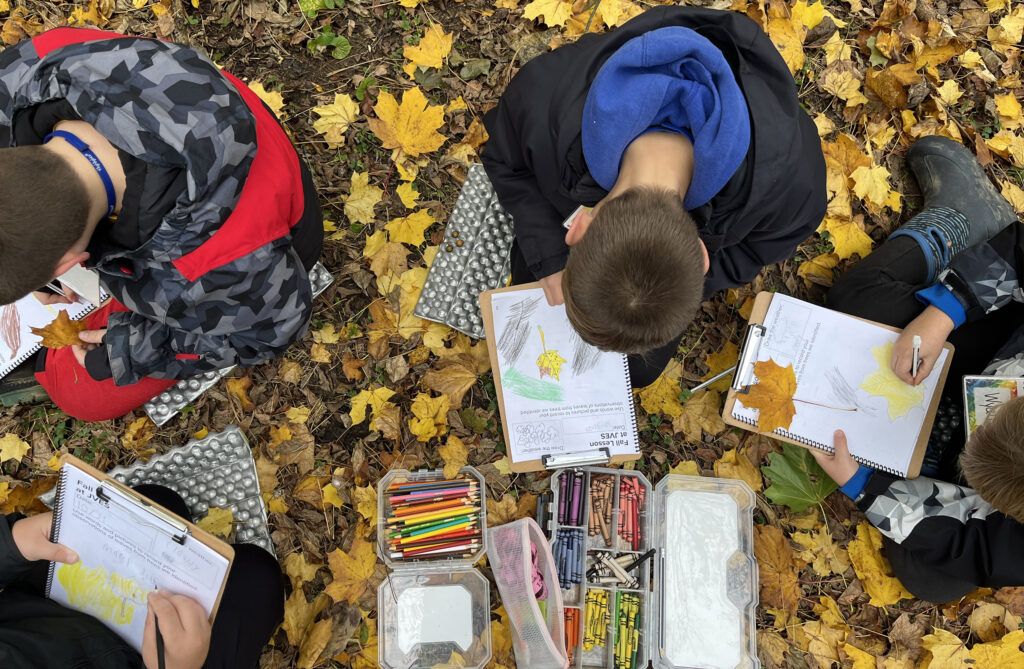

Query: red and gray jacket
left=0, top=28, right=320, bottom=385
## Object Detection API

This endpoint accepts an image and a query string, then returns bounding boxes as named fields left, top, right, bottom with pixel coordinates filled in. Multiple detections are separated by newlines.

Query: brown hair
left=0, top=145, right=90, bottom=305
left=562, top=187, right=705, bottom=354
left=960, top=395, right=1024, bottom=523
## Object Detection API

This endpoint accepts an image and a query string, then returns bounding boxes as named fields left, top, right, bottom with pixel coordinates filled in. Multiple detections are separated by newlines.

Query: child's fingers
left=166, top=593, right=210, bottom=636
left=142, top=604, right=157, bottom=663
left=832, top=430, right=850, bottom=458
left=148, top=591, right=184, bottom=637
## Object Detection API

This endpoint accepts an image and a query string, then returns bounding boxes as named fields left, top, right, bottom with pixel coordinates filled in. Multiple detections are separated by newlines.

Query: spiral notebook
left=46, top=455, right=233, bottom=652
left=480, top=284, right=640, bottom=473
left=723, top=293, right=953, bottom=478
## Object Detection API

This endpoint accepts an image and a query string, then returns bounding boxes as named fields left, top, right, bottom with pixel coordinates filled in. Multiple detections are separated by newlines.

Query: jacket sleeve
left=103, top=244, right=313, bottom=384
left=0, top=514, right=34, bottom=589
left=855, top=471, right=1024, bottom=588
left=927, top=222, right=1024, bottom=324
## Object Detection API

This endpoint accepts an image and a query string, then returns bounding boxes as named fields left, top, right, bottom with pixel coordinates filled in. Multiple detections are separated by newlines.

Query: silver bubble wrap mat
left=145, top=262, right=336, bottom=426
left=414, top=163, right=514, bottom=339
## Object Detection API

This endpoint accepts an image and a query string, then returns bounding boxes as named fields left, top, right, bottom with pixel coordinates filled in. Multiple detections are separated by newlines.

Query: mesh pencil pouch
left=488, top=518, right=569, bottom=669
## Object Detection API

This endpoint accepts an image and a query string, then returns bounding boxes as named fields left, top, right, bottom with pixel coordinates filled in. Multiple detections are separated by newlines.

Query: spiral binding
left=729, top=413, right=903, bottom=475
left=0, top=299, right=104, bottom=379
left=43, top=466, right=69, bottom=597
left=624, top=357, right=640, bottom=448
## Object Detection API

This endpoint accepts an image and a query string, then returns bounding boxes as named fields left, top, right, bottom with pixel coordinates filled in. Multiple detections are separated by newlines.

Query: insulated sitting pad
left=145, top=262, right=335, bottom=426
left=413, top=163, right=514, bottom=340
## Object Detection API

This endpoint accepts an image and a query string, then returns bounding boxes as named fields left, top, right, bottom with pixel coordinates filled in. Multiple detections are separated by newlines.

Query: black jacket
left=0, top=515, right=140, bottom=668
left=481, top=6, right=826, bottom=297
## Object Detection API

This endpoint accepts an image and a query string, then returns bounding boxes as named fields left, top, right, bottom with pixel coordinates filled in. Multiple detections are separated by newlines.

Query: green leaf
left=459, top=407, right=489, bottom=435
left=761, top=443, right=838, bottom=512
left=866, top=35, right=889, bottom=67
left=459, top=58, right=491, bottom=80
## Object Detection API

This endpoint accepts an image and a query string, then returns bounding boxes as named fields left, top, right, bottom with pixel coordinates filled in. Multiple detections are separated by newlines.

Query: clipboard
left=47, top=454, right=234, bottom=625
left=480, top=282, right=640, bottom=473
left=722, top=292, right=954, bottom=478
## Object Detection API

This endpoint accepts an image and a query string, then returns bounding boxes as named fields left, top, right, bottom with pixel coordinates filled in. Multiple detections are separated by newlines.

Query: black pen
left=154, top=587, right=166, bottom=669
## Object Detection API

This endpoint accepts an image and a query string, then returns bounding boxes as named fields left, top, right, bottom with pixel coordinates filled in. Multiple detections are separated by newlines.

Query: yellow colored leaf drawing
left=403, top=23, right=452, bottom=70
left=847, top=521, right=913, bottom=606
left=312, top=94, right=360, bottom=148
left=367, top=87, right=446, bottom=157
left=535, top=327, right=566, bottom=380
left=521, top=0, right=571, bottom=27
left=860, top=341, right=924, bottom=420
left=0, top=433, right=30, bottom=464
left=385, top=209, right=436, bottom=245
left=57, top=562, right=147, bottom=625
left=344, top=172, right=383, bottom=226
left=743, top=359, right=798, bottom=433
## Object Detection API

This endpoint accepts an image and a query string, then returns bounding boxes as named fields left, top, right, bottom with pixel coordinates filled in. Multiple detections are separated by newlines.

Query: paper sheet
left=490, top=287, right=640, bottom=462
left=48, top=463, right=230, bottom=652
left=0, top=291, right=105, bottom=379
left=733, top=294, right=949, bottom=474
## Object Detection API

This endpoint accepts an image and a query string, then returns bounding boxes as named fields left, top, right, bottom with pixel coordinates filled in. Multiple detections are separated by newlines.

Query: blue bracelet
left=44, top=129, right=116, bottom=218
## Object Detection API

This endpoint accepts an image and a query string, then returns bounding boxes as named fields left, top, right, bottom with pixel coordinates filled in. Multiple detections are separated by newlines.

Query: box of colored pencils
left=378, top=467, right=487, bottom=567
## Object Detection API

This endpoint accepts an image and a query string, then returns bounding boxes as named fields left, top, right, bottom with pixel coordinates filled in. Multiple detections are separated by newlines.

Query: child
left=481, top=6, right=826, bottom=386
left=813, top=415, right=1024, bottom=603
left=0, top=28, right=323, bottom=421
left=1, top=485, right=283, bottom=668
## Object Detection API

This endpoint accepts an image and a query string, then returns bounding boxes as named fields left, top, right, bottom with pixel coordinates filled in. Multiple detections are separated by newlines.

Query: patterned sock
left=889, top=206, right=971, bottom=284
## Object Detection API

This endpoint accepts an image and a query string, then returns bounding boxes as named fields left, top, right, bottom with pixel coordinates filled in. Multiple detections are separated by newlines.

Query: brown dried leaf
left=29, top=310, right=86, bottom=349
left=226, top=376, right=255, bottom=412
left=341, top=353, right=367, bottom=381
left=754, top=524, right=802, bottom=613
left=423, top=356, right=479, bottom=407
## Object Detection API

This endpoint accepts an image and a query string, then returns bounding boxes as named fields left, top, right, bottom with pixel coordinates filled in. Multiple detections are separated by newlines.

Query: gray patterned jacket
left=0, top=29, right=313, bottom=385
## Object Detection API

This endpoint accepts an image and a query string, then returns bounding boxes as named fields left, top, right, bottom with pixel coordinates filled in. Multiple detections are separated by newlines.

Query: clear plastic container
left=650, top=475, right=758, bottom=669
left=377, top=467, right=492, bottom=669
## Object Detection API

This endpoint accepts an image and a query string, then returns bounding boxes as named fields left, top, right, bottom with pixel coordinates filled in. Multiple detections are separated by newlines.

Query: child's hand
left=539, top=271, right=564, bottom=306
left=32, top=288, right=78, bottom=306
left=142, top=591, right=211, bottom=669
left=71, top=328, right=106, bottom=368
left=890, top=306, right=953, bottom=385
left=810, top=430, right=860, bottom=486
left=10, top=512, right=79, bottom=564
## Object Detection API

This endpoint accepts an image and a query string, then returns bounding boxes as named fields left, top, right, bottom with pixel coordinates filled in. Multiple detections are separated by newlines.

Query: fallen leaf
left=762, top=443, right=838, bottom=512
left=439, top=435, right=468, bottom=479
left=344, top=172, right=384, bottom=225
left=967, top=602, right=1021, bottom=642
left=637, top=364, right=685, bottom=419
left=968, top=629, right=1024, bottom=666
left=226, top=376, right=255, bottom=412
left=486, top=493, right=520, bottom=527
left=403, top=23, right=452, bottom=69
left=754, top=524, right=803, bottom=613
left=818, top=61, right=868, bottom=108
left=522, top=0, right=571, bottom=27
left=350, top=387, right=397, bottom=425
left=321, top=481, right=344, bottom=509
left=798, top=252, right=840, bottom=287
left=396, top=183, right=419, bottom=211
left=999, top=180, right=1024, bottom=215
left=278, top=359, right=303, bottom=384
left=385, top=210, right=436, bottom=246
left=341, top=353, right=367, bottom=382
left=920, top=628, right=971, bottom=667
left=297, top=618, right=333, bottom=669
left=197, top=507, right=234, bottom=538
left=353, top=484, right=378, bottom=527
left=793, top=527, right=851, bottom=577
left=286, top=406, right=311, bottom=425
left=851, top=165, right=900, bottom=213
left=847, top=520, right=913, bottom=606
left=818, top=217, right=874, bottom=260
left=324, top=525, right=378, bottom=604
left=122, top=417, right=156, bottom=452
left=310, top=343, right=331, bottom=364
left=713, top=447, right=763, bottom=491
left=742, top=359, right=798, bottom=433
left=408, top=393, right=450, bottom=442
left=282, top=590, right=329, bottom=647
left=673, top=389, right=726, bottom=438
left=312, top=93, right=360, bottom=147
left=934, top=80, right=963, bottom=106
left=422, top=357, right=479, bottom=406
left=669, top=460, right=701, bottom=476
left=367, top=87, right=446, bottom=157
left=362, top=230, right=388, bottom=258
left=0, top=433, right=30, bottom=464
left=29, top=310, right=87, bottom=349
left=702, top=341, right=739, bottom=392
left=283, top=552, right=321, bottom=591
left=370, top=401, right=402, bottom=441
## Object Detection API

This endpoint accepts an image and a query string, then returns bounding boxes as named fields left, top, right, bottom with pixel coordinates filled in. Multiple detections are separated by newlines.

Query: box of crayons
left=544, top=469, right=759, bottom=669
left=376, top=467, right=493, bottom=669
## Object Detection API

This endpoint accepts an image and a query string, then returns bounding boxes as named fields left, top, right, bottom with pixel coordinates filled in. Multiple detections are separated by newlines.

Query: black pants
left=828, top=236, right=1024, bottom=602
left=509, top=243, right=682, bottom=388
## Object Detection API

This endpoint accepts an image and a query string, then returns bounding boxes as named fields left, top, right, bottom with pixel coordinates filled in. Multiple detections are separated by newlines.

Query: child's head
left=0, top=145, right=91, bottom=305
left=562, top=187, right=704, bottom=353
left=960, top=396, right=1024, bottom=523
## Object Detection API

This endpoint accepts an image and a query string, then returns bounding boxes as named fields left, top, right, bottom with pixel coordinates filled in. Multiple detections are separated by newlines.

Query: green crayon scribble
left=503, top=367, right=564, bottom=402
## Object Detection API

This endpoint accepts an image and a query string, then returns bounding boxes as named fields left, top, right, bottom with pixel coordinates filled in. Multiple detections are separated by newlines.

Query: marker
left=911, top=335, right=922, bottom=378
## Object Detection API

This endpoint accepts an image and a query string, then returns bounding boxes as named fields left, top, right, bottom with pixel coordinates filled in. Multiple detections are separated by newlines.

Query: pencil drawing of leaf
left=497, top=296, right=540, bottom=364
left=30, top=310, right=87, bottom=349
left=570, top=329, right=601, bottom=376
left=826, top=366, right=879, bottom=417
left=860, top=342, right=925, bottom=420
left=1, top=304, right=19, bottom=359
left=743, top=359, right=798, bottom=433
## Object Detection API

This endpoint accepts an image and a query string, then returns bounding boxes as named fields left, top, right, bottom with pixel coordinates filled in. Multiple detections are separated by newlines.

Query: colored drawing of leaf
left=0, top=433, right=30, bottom=464
left=403, top=23, right=452, bottom=69
left=762, top=443, right=838, bottom=512
left=860, top=341, right=924, bottom=420
left=385, top=209, right=435, bottom=246
left=848, top=521, right=913, bottom=606
left=744, top=359, right=798, bottom=433
left=30, top=310, right=86, bottom=349
left=535, top=326, right=565, bottom=380
left=366, top=87, right=446, bottom=157
left=312, top=94, right=360, bottom=148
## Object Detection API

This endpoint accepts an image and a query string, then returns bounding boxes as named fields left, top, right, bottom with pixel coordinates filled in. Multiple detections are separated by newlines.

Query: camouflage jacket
left=0, top=28, right=313, bottom=385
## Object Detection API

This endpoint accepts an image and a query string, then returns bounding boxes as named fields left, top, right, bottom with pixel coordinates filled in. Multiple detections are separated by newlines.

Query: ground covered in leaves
left=2, top=0, right=1024, bottom=666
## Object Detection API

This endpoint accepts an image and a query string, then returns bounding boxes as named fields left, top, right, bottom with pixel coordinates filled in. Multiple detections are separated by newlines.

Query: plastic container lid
left=650, top=474, right=758, bottom=669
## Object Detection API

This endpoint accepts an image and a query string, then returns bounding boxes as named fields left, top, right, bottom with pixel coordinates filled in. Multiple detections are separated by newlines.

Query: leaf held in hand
left=743, top=359, right=798, bottom=433
left=762, top=443, right=839, bottom=512
left=30, top=310, right=86, bottom=349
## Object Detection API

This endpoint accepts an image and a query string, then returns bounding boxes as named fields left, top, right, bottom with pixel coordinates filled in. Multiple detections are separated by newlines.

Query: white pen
left=911, top=335, right=922, bottom=378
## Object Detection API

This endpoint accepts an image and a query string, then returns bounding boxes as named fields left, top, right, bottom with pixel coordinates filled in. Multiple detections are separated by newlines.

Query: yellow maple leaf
left=247, top=81, right=284, bottom=117
left=286, top=406, right=311, bottom=424
left=423, top=358, right=479, bottom=406
left=792, top=528, right=851, bottom=577
left=847, top=521, right=912, bottom=606
left=69, top=0, right=109, bottom=27
left=197, top=507, right=234, bottom=538
left=226, top=376, right=255, bottom=412
left=321, top=481, right=344, bottom=509
left=396, top=182, right=419, bottom=210
left=821, top=33, right=852, bottom=66
left=920, top=628, right=972, bottom=667
left=995, top=93, right=1023, bottom=131
left=754, top=524, right=803, bottom=613
left=408, top=393, right=450, bottom=442
left=986, top=130, right=1024, bottom=168
left=743, top=359, right=798, bottom=433
left=324, top=523, right=377, bottom=603
left=766, top=12, right=805, bottom=76
left=791, top=0, right=824, bottom=28
left=999, top=180, right=1024, bottom=215
left=344, top=172, right=383, bottom=225
left=282, top=590, right=329, bottom=647
left=818, top=217, right=873, bottom=260
left=385, top=209, right=435, bottom=245
left=30, top=310, right=87, bottom=349
left=814, top=113, right=836, bottom=137
left=439, top=435, right=468, bottom=479
left=0, top=433, right=30, bottom=464
left=599, top=0, right=642, bottom=27
left=362, top=229, right=388, bottom=258
left=367, top=87, right=446, bottom=157
left=860, top=341, right=924, bottom=420
left=934, top=80, right=963, bottom=106
left=818, top=63, right=868, bottom=108
left=669, top=460, right=700, bottom=476
left=703, top=341, right=739, bottom=392
left=403, top=23, right=452, bottom=70
left=713, top=447, right=763, bottom=491
left=798, top=252, right=840, bottom=288
left=968, top=629, right=1024, bottom=666
left=310, top=343, right=331, bottom=364
left=851, top=165, right=900, bottom=212
left=988, top=6, right=1024, bottom=54
left=673, top=389, right=726, bottom=438
left=522, top=0, right=571, bottom=27
left=122, top=416, right=156, bottom=452
left=369, top=401, right=401, bottom=441
left=349, top=386, right=397, bottom=425
left=297, top=618, right=333, bottom=669
left=312, top=94, right=360, bottom=148
left=352, top=484, right=378, bottom=526
left=637, top=359, right=685, bottom=418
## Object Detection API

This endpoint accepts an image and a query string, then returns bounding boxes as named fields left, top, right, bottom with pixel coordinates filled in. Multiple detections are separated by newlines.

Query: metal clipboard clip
left=731, top=323, right=767, bottom=394
left=542, top=448, right=611, bottom=469
left=95, top=484, right=190, bottom=545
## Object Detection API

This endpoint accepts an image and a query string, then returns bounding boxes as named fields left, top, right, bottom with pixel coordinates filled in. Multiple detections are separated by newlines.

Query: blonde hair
left=960, top=395, right=1024, bottom=523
